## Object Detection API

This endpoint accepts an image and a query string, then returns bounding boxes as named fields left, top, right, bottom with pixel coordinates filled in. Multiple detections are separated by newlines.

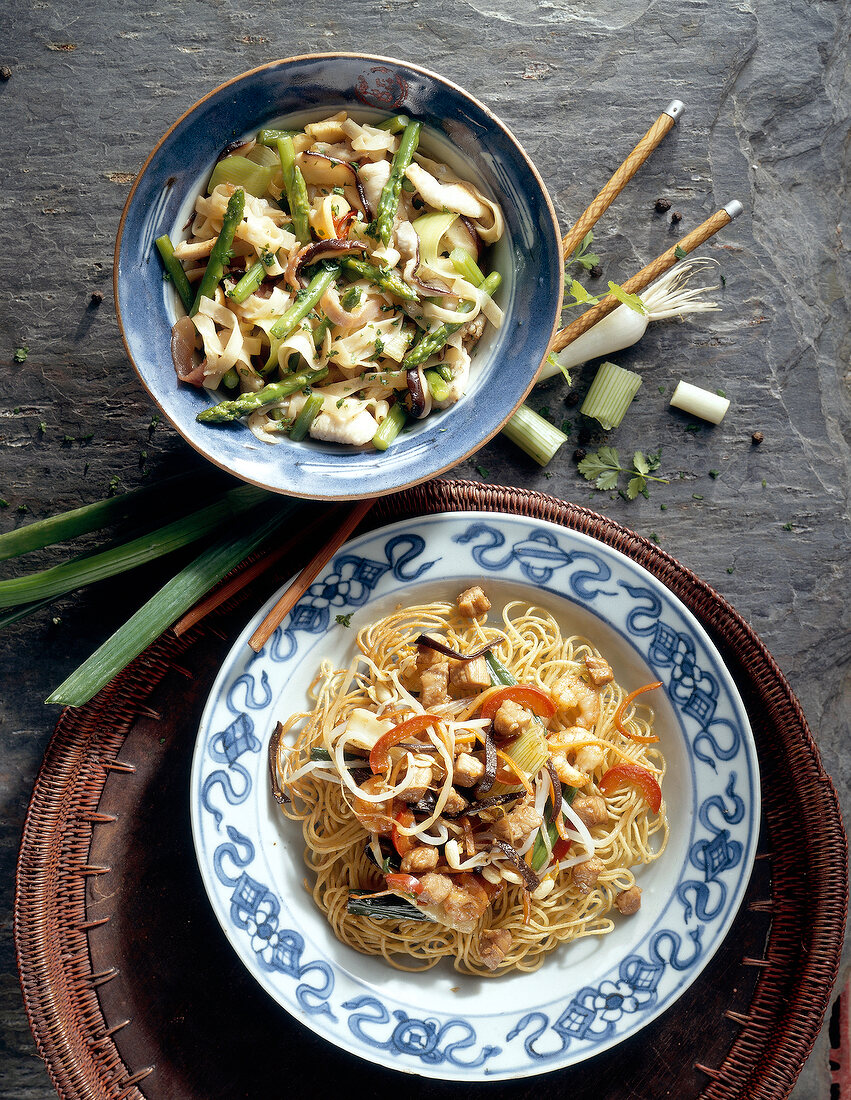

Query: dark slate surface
left=1, top=2, right=848, bottom=1096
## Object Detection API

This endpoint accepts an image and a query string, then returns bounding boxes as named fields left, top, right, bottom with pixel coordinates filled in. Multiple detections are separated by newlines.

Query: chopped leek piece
left=412, top=212, right=458, bottom=266
left=502, top=404, right=568, bottom=467
left=580, top=361, right=642, bottom=430
left=207, top=155, right=273, bottom=197
left=670, top=380, right=730, bottom=424
left=484, top=652, right=550, bottom=795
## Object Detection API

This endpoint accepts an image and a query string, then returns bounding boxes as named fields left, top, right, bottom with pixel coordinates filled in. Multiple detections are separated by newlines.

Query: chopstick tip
left=723, top=199, right=744, bottom=220
left=663, top=99, right=685, bottom=122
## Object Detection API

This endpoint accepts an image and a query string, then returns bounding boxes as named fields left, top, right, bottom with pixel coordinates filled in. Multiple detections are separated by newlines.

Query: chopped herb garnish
left=660, top=503, right=667, bottom=511
left=685, top=423, right=701, bottom=433
left=108, top=475, right=121, bottom=496
left=559, top=419, right=573, bottom=436
left=783, top=521, right=794, bottom=531
left=578, top=447, right=667, bottom=500
left=692, top=494, right=704, bottom=500
left=335, top=612, right=353, bottom=627
left=0, top=499, right=8, bottom=508
left=709, top=469, right=720, bottom=479
left=727, top=566, right=735, bottom=574
left=658, top=385, right=666, bottom=394
left=17, top=504, right=28, bottom=514
left=15, top=345, right=30, bottom=362
left=716, top=389, right=727, bottom=398
left=475, top=464, right=490, bottom=479
left=674, top=245, right=688, bottom=260
left=38, top=422, right=46, bottom=433
left=13, top=407, right=20, bottom=414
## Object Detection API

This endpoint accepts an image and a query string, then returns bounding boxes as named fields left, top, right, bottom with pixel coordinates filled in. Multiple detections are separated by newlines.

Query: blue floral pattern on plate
left=191, top=512, right=759, bottom=1080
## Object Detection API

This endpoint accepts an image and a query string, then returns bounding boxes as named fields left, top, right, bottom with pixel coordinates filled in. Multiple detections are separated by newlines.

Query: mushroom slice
left=171, top=315, right=205, bottom=386
left=297, top=151, right=358, bottom=189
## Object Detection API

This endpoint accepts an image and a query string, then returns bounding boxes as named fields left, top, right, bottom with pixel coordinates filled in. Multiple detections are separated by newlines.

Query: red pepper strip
left=391, top=808, right=416, bottom=857
left=599, top=763, right=663, bottom=814
left=370, top=713, right=441, bottom=773
left=615, top=681, right=663, bottom=742
left=333, top=209, right=356, bottom=239
left=551, top=837, right=572, bottom=862
left=480, top=686, right=556, bottom=722
left=385, top=872, right=424, bottom=897
left=522, top=889, right=531, bottom=926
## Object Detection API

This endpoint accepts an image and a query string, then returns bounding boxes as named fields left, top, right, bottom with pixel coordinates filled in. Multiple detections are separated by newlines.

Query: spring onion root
left=670, top=380, right=730, bottom=424
left=580, top=361, right=642, bottom=430
left=501, top=404, right=568, bottom=466
left=538, top=259, right=722, bottom=383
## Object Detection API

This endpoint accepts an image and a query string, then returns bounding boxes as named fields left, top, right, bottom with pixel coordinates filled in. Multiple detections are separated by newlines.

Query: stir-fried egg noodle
left=175, top=111, right=505, bottom=447
left=275, top=595, right=668, bottom=976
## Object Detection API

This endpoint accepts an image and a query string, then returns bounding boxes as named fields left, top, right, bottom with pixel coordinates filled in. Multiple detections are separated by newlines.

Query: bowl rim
left=113, top=52, right=565, bottom=500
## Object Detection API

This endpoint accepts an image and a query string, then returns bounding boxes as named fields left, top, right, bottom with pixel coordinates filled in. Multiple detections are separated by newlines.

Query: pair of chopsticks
left=178, top=99, right=741, bottom=653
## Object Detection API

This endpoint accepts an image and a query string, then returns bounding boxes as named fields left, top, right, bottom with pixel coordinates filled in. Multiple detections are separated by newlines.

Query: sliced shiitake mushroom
left=297, top=151, right=359, bottom=189
left=170, top=315, right=205, bottom=386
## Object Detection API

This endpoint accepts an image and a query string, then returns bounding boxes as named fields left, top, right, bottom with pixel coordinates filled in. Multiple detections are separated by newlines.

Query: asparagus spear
left=368, top=119, right=422, bottom=246
left=371, top=403, right=407, bottom=451
left=268, top=265, right=339, bottom=342
left=276, top=135, right=311, bottom=245
left=155, top=235, right=194, bottom=312
left=376, top=114, right=410, bottom=134
left=197, top=368, right=329, bottom=424
left=403, top=271, right=501, bottom=369
left=190, top=188, right=246, bottom=316
left=257, top=127, right=298, bottom=146
left=341, top=257, right=418, bottom=301
left=288, top=392, right=323, bottom=441
left=227, top=259, right=266, bottom=303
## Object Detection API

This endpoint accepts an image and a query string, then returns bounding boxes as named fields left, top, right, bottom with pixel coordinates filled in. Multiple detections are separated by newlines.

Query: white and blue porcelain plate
left=190, top=512, right=760, bottom=1081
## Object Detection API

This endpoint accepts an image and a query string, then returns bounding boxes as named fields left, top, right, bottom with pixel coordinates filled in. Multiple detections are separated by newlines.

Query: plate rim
left=189, top=509, right=761, bottom=1080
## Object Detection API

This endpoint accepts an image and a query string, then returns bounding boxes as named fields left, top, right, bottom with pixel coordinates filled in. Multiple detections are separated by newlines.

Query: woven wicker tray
left=15, top=480, right=847, bottom=1099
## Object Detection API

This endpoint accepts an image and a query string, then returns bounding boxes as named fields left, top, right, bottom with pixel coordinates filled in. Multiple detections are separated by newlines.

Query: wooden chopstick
left=552, top=201, right=743, bottom=353
left=561, top=100, right=684, bottom=260
left=248, top=497, right=374, bottom=653
left=171, top=508, right=330, bottom=637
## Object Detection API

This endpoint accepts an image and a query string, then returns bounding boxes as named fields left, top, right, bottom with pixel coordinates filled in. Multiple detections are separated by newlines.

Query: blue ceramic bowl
left=114, top=54, right=564, bottom=500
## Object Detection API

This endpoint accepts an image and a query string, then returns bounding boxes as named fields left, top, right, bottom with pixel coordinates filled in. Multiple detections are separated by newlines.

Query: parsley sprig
left=568, top=230, right=601, bottom=272
left=578, top=447, right=668, bottom=500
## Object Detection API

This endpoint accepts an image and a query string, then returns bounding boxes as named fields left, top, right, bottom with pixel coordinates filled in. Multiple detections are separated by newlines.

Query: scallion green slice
left=207, top=156, right=273, bottom=197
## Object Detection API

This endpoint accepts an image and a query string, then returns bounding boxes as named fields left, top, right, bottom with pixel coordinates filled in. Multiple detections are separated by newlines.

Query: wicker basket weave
left=15, top=480, right=847, bottom=1099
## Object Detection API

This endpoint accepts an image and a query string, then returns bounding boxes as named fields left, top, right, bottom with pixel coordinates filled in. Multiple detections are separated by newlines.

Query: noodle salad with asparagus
left=272, top=586, right=668, bottom=976
left=156, top=113, right=504, bottom=450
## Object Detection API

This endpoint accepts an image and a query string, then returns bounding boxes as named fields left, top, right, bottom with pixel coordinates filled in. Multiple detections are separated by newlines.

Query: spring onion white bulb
left=669, top=380, right=730, bottom=424
left=538, top=259, right=722, bottom=383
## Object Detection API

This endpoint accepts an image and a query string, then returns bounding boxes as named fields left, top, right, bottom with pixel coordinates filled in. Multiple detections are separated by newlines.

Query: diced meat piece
left=416, top=642, right=445, bottom=671
left=419, top=661, right=449, bottom=708
left=615, top=885, right=642, bottom=915
left=478, top=927, right=512, bottom=970
left=442, top=874, right=490, bottom=926
left=572, top=794, right=608, bottom=828
left=453, top=752, right=485, bottom=788
left=572, top=855, right=605, bottom=895
left=442, top=789, right=470, bottom=817
left=584, top=654, right=614, bottom=687
left=574, top=743, right=604, bottom=775
left=449, top=656, right=491, bottom=691
left=398, top=755, right=433, bottom=804
left=456, top=585, right=490, bottom=619
left=418, top=871, right=452, bottom=906
left=493, top=699, right=533, bottom=739
left=400, top=846, right=439, bottom=873
left=350, top=774, right=394, bottom=836
left=492, top=795, right=543, bottom=847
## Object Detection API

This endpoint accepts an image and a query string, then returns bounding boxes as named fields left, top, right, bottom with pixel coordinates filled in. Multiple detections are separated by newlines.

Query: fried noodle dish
left=272, top=587, right=668, bottom=976
left=160, top=112, right=504, bottom=450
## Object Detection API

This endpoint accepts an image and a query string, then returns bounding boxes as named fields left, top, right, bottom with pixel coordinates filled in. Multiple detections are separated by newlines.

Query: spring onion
left=670, top=380, right=730, bottom=424
left=449, top=247, right=485, bottom=287
left=155, top=235, right=194, bottom=312
left=0, top=485, right=268, bottom=610
left=501, top=404, right=568, bottom=467
left=376, top=114, right=410, bottom=133
left=372, top=404, right=407, bottom=451
left=538, top=259, right=721, bottom=383
left=289, top=393, right=324, bottom=441
left=412, top=212, right=458, bottom=266
left=207, top=156, right=273, bottom=198
left=46, top=501, right=296, bottom=707
left=580, top=361, right=642, bottom=430
left=0, top=474, right=206, bottom=562
left=256, top=128, right=298, bottom=146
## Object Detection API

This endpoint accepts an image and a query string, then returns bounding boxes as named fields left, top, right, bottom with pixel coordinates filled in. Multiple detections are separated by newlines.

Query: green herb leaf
left=606, top=282, right=645, bottom=315
left=14, top=346, right=29, bottom=362
left=335, top=612, right=353, bottom=627
left=674, top=245, right=688, bottom=260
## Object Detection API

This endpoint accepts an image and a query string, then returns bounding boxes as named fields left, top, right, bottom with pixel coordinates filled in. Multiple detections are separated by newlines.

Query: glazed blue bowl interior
left=115, top=54, right=563, bottom=499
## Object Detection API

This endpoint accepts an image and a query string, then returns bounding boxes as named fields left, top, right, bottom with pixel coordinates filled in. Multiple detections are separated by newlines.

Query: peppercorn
left=654, top=197, right=671, bottom=213
left=90, top=290, right=104, bottom=306
left=573, top=448, right=586, bottom=463
left=588, top=264, right=603, bottom=278
left=751, top=431, right=764, bottom=445
left=565, top=392, right=580, bottom=407
left=670, top=211, right=683, bottom=224
left=0, top=66, right=11, bottom=81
